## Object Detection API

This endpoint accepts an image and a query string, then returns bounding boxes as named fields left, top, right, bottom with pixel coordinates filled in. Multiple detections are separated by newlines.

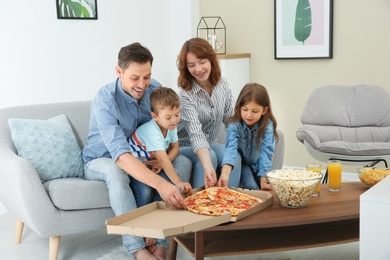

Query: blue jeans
left=130, top=154, right=192, bottom=207
left=179, top=143, right=241, bottom=188
left=84, top=158, right=167, bottom=253
left=240, top=163, right=260, bottom=190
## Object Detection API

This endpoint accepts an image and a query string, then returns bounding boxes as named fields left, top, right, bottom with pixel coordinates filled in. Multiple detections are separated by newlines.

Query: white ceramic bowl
left=266, top=169, right=322, bottom=208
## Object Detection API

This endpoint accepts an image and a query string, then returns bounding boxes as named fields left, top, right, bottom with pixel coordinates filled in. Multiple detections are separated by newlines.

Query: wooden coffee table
left=168, top=182, right=366, bottom=260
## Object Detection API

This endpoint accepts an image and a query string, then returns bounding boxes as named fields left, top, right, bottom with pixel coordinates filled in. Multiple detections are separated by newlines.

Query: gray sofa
left=0, top=101, right=284, bottom=260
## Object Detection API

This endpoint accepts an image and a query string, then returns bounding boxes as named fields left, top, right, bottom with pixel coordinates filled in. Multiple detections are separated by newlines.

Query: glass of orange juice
left=328, top=160, right=342, bottom=191
left=306, top=164, right=322, bottom=196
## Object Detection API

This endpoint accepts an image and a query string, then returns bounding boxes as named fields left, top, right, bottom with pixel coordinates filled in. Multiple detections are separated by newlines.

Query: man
left=82, top=42, right=191, bottom=259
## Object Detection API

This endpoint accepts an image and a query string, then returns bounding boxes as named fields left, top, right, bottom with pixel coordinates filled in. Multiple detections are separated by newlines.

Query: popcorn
left=267, top=169, right=322, bottom=208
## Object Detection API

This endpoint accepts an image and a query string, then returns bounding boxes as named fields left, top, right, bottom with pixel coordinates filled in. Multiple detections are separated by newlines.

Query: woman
left=177, top=37, right=241, bottom=188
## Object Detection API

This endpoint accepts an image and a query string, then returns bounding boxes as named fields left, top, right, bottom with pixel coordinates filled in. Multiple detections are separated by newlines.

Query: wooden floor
left=0, top=212, right=359, bottom=260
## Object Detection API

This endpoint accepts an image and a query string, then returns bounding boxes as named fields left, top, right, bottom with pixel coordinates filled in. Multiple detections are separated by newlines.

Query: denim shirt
left=82, top=78, right=160, bottom=164
left=222, top=119, right=275, bottom=178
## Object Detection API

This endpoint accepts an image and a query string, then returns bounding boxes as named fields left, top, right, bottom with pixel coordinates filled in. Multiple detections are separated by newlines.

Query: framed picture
left=274, top=0, right=333, bottom=59
left=56, top=0, right=98, bottom=20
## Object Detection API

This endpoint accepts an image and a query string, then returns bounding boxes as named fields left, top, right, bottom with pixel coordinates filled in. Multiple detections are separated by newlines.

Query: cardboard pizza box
left=106, top=201, right=231, bottom=239
left=106, top=188, right=273, bottom=239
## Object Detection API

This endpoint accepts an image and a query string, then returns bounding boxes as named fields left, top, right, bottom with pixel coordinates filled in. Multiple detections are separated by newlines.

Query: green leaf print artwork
left=58, top=0, right=96, bottom=18
left=294, top=0, right=312, bottom=44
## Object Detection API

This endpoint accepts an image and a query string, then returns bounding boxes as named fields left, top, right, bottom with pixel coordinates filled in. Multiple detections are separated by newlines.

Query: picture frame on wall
left=56, top=0, right=98, bottom=20
left=274, top=0, right=333, bottom=59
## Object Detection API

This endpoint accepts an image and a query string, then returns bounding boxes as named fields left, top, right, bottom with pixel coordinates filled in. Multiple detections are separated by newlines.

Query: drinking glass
left=328, top=160, right=342, bottom=191
left=306, top=164, right=322, bottom=196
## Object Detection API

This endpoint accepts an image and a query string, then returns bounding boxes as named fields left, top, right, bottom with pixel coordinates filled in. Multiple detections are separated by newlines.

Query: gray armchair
left=0, top=101, right=114, bottom=260
left=296, top=85, right=390, bottom=182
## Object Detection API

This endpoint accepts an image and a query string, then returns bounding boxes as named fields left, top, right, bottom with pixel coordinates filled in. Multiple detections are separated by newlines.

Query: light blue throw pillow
left=8, top=114, right=84, bottom=183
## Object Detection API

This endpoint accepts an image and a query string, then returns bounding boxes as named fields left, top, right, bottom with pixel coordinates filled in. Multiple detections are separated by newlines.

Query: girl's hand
left=218, top=165, right=232, bottom=188
left=204, top=167, right=217, bottom=188
left=217, top=174, right=229, bottom=188
left=260, top=177, right=273, bottom=190
left=176, top=181, right=192, bottom=196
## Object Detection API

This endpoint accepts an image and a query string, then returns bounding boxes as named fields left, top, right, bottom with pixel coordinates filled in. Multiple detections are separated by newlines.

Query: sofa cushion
left=8, top=114, right=84, bottom=182
left=300, top=85, right=390, bottom=127
left=297, top=125, right=390, bottom=156
left=43, top=178, right=111, bottom=210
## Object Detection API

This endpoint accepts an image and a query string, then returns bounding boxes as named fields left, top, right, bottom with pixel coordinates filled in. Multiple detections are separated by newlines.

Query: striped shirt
left=177, top=77, right=235, bottom=152
left=129, top=119, right=178, bottom=161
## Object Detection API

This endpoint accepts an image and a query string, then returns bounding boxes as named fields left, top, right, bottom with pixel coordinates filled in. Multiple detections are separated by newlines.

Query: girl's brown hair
left=228, top=83, right=279, bottom=147
left=177, top=38, right=221, bottom=91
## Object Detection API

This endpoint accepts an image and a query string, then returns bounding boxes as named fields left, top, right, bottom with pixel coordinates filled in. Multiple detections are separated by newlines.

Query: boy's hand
left=145, top=237, right=157, bottom=253
left=144, top=160, right=162, bottom=173
left=176, top=182, right=192, bottom=196
left=260, top=177, right=272, bottom=190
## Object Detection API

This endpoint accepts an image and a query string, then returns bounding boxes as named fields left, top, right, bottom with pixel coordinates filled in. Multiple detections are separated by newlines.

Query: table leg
left=168, top=237, right=178, bottom=260
left=194, top=231, right=204, bottom=260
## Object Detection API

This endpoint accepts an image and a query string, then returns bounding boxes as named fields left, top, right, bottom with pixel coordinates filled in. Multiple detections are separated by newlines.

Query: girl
left=218, top=83, right=279, bottom=190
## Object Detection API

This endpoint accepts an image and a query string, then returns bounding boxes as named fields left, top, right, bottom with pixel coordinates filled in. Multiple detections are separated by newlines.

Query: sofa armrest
left=272, top=129, right=284, bottom=170
left=0, top=145, right=59, bottom=236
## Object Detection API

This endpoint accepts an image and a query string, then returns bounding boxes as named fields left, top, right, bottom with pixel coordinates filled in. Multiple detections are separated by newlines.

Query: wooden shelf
left=217, top=53, right=250, bottom=60
left=174, top=219, right=359, bottom=258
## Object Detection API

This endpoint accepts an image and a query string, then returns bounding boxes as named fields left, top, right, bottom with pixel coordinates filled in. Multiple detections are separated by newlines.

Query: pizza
left=184, top=187, right=262, bottom=216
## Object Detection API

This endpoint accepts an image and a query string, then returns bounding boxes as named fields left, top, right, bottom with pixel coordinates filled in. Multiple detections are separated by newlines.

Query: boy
left=130, top=87, right=192, bottom=207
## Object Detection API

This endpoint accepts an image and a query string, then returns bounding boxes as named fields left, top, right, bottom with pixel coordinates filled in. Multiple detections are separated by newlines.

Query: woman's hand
left=204, top=167, right=218, bottom=188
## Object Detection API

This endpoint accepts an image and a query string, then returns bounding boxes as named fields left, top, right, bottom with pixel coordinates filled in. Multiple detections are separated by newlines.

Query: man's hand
left=116, top=153, right=185, bottom=208
left=156, top=179, right=187, bottom=209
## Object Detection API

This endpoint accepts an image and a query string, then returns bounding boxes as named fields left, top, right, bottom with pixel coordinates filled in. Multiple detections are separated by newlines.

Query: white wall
left=0, top=0, right=198, bottom=109
left=0, top=0, right=199, bottom=214
left=200, top=0, right=390, bottom=172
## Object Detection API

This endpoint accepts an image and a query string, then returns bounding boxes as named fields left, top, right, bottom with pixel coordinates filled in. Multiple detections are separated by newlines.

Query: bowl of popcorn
left=266, top=169, right=323, bottom=208
left=357, top=167, right=390, bottom=188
